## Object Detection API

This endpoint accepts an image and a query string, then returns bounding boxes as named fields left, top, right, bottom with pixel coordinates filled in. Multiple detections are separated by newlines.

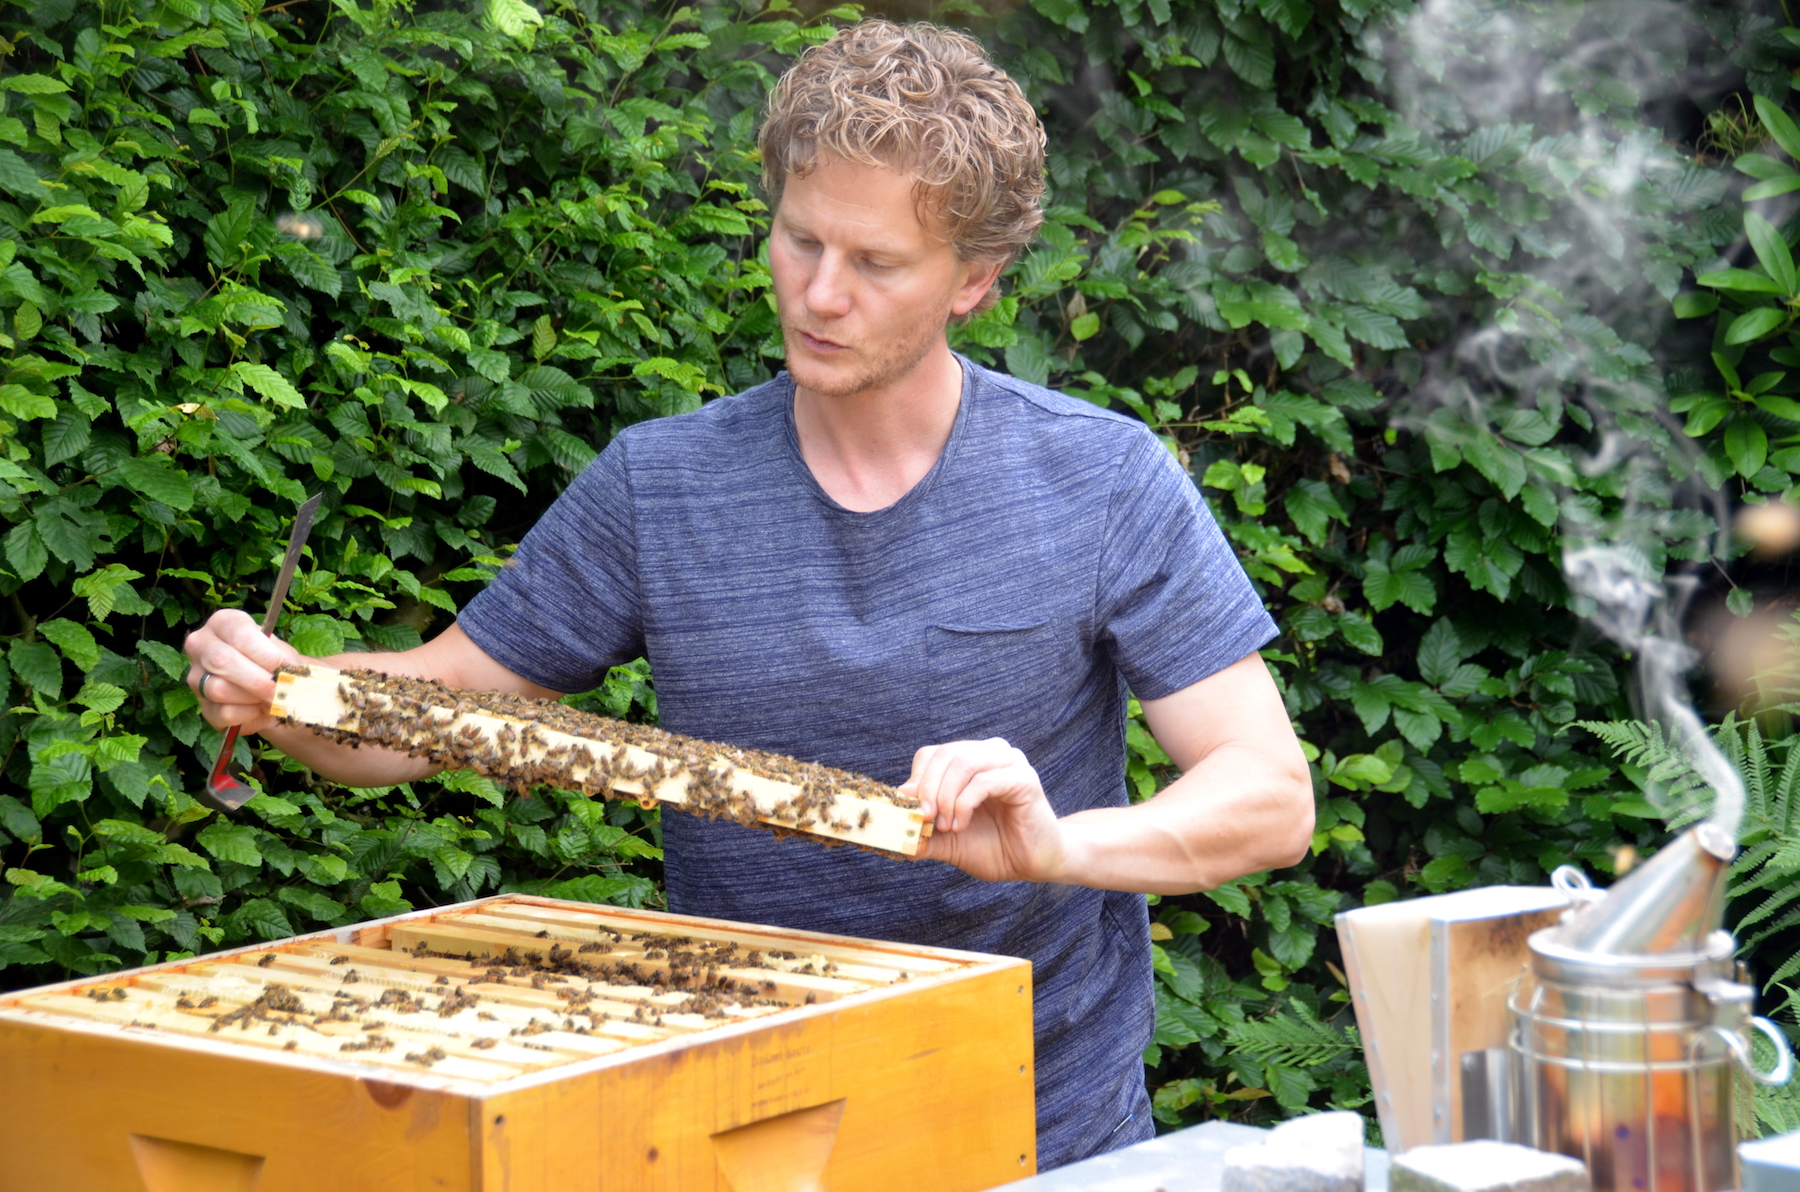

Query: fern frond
left=1735, top=888, right=1800, bottom=934
left=1574, top=719, right=1712, bottom=820
left=1224, top=998, right=1359, bottom=1069
left=1741, top=907, right=1800, bottom=952
left=1743, top=719, right=1770, bottom=814
left=1770, top=736, right=1800, bottom=833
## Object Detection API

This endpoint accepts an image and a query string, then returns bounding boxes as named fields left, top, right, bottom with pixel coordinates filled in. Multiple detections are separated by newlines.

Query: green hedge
left=0, top=0, right=1793, bottom=1137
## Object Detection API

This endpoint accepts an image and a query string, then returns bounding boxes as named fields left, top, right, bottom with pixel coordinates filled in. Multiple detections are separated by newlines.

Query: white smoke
left=1382, top=0, right=1749, bottom=841
left=1563, top=543, right=1747, bottom=838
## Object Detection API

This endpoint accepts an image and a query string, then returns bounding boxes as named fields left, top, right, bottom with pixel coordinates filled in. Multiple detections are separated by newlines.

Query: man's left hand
left=900, top=738, right=1067, bottom=883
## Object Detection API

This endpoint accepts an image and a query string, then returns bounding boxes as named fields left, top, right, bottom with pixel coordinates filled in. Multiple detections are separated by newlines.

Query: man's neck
left=792, top=342, right=963, bottom=513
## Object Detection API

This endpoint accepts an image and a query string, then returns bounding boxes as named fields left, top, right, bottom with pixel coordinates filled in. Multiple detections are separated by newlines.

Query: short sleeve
left=1093, top=434, right=1277, bottom=700
left=456, top=437, right=645, bottom=693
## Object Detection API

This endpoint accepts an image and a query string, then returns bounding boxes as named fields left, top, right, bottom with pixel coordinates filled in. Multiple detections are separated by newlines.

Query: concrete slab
left=991, top=1118, right=1392, bottom=1192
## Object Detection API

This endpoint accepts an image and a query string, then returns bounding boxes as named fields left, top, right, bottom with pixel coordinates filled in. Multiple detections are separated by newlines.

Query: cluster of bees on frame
left=409, top=926, right=831, bottom=1019
left=278, top=666, right=918, bottom=854
left=82, top=924, right=830, bottom=1070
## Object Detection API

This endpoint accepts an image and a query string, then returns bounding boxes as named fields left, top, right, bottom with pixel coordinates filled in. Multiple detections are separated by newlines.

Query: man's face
left=769, top=154, right=997, bottom=400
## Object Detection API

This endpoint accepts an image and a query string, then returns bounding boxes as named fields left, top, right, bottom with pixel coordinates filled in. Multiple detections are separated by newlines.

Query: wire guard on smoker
left=1510, top=826, right=1795, bottom=1192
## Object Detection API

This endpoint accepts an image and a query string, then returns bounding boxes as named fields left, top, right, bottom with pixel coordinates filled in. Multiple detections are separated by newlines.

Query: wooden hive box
left=0, top=894, right=1036, bottom=1191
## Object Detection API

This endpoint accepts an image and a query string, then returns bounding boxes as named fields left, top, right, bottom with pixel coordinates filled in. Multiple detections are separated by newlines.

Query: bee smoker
left=1509, top=824, right=1794, bottom=1192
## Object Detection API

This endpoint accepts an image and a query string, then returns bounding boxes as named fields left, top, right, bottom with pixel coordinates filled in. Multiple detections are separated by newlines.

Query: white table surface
left=991, top=1118, right=1392, bottom=1192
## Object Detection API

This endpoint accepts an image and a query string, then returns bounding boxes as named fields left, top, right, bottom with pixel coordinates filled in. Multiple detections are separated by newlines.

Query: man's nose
left=804, top=250, right=854, bottom=319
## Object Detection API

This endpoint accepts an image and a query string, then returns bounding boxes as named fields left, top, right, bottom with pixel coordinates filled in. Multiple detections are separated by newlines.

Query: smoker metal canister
left=1508, top=826, right=1794, bottom=1192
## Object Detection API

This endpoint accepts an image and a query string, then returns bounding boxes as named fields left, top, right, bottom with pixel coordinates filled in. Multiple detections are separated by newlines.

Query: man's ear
left=950, top=257, right=1008, bottom=317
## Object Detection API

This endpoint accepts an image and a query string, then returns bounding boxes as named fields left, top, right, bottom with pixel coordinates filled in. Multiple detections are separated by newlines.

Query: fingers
left=904, top=738, right=1037, bottom=834
left=184, top=608, right=305, bottom=724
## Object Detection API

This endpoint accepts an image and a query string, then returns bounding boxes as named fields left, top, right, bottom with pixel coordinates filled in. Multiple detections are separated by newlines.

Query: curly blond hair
left=759, top=21, right=1047, bottom=309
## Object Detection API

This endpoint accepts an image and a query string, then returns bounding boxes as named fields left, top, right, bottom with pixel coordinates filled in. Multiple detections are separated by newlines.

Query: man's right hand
left=177, top=617, right=563, bottom=788
left=183, top=608, right=306, bottom=736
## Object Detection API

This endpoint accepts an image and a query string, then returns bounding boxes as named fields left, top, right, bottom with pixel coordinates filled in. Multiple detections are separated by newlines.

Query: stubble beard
left=781, top=313, right=946, bottom=400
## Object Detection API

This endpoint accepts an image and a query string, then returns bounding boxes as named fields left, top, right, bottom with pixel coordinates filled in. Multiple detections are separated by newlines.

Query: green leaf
left=486, top=0, right=545, bottom=43
left=360, top=879, right=413, bottom=917
left=1746, top=212, right=1798, bottom=295
left=1337, top=612, right=1383, bottom=655
left=204, top=198, right=261, bottom=271
left=0, top=149, right=43, bottom=197
left=1696, top=269, right=1785, bottom=295
left=5, top=522, right=45, bottom=582
left=234, top=363, right=305, bottom=410
left=1727, top=307, right=1788, bottom=345
left=1746, top=176, right=1800, bottom=202
left=9, top=639, right=60, bottom=698
left=0, top=795, right=41, bottom=843
left=38, top=619, right=99, bottom=671
left=196, top=821, right=263, bottom=867
left=0, top=384, right=56, bottom=421
left=117, top=457, right=196, bottom=510
left=1463, top=434, right=1527, bottom=499
left=223, top=898, right=292, bottom=941
left=1672, top=291, right=1718, bottom=318
left=277, top=885, right=346, bottom=922
left=1726, top=417, right=1770, bottom=478
left=138, top=639, right=189, bottom=682
left=1284, top=479, right=1346, bottom=544
left=73, top=681, right=126, bottom=715
left=1070, top=312, right=1101, bottom=341
left=1756, top=95, right=1800, bottom=161
left=273, top=241, right=341, bottom=297
left=0, top=75, right=69, bottom=94
left=1205, top=880, right=1254, bottom=918
left=1418, top=619, right=1463, bottom=686
left=42, top=406, right=91, bottom=466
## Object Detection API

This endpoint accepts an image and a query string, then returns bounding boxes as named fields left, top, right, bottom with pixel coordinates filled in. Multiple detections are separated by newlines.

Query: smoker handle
left=1712, top=1017, right=1795, bottom=1086
left=1549, top=865, right=1604, bottom=906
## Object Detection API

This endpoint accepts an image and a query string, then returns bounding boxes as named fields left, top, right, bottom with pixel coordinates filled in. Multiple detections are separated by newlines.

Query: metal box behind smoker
left=1337, top=885, right=1569, bottom=1151
left=0, top=894, right=1036, bottom=1191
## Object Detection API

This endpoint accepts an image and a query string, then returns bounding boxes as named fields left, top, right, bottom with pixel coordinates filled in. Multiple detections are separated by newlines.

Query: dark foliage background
left=0, top=0, right=1794, bottom=1136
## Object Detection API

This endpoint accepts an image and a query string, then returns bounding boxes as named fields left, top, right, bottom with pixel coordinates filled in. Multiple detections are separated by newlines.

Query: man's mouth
left=793, top=328, right=847, bottom=354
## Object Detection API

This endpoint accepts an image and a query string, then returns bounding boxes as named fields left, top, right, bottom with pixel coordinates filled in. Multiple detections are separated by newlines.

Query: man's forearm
left=255, top=719, right=439, bottom=787
left=249, top=648, right=444, bottom=787
left=1052, top=741, right=1314, bottom=894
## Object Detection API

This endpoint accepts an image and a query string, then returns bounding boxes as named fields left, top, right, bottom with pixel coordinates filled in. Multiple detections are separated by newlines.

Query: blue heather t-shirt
left=458, top=357, right=1276, bottom=1170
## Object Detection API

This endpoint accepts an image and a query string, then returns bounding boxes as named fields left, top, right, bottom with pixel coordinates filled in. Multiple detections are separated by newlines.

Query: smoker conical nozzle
left=1548, top=824, right=1735, bottom=955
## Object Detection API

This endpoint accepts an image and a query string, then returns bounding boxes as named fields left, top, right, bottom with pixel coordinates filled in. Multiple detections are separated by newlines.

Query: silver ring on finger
left=198, top=670, right=215, bottom=702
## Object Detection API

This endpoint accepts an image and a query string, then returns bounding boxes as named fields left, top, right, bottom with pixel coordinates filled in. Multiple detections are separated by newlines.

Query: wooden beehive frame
left=0, top=896, right=974, bottom=1090
left=268, top=664, right=930, bottom=856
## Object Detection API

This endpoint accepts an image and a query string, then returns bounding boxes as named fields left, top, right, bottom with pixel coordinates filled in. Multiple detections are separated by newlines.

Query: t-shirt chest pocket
left=925, top=620, right=1074, bottom=749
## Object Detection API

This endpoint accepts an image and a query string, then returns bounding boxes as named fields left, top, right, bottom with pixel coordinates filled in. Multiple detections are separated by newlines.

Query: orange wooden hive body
left=0, top=895, right=1036, bottom=1191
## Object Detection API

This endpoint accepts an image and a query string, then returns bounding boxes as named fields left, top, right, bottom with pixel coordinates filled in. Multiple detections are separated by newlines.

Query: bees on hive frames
left=285, top=666, right=923, bottom=853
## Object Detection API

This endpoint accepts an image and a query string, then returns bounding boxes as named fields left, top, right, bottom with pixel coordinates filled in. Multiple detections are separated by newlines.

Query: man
left=185, top=21, right=1313, bottom=1169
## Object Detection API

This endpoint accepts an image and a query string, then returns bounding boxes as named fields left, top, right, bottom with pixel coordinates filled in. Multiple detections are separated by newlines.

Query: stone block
left=1391, top=1141, right=1588, bottom=1192
left=1220, top=1111, right=1366, bottom=1192
left=1743, top=1128, right=1800, bottom=1192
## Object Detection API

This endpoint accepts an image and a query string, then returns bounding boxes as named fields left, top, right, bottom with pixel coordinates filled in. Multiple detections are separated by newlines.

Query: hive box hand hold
left=0, top=895, right=1037, bottom=1191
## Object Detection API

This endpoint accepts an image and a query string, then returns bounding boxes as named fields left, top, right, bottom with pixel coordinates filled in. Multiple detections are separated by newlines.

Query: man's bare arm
left=184, top=610, right=561, bottom=787
left=904, top=652, right=1315, bottom=893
